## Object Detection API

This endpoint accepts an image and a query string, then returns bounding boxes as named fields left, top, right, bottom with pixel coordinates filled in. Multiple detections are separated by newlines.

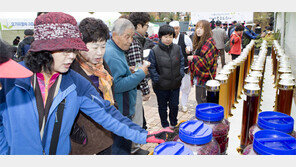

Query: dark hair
left=216, top=21, right=222, bottom=26
left=128, top=12, right=150, bottom=29
left=37, top=12, right=48, bottom=17
left=158, top=24, right=175, bottom=39
left=24, top=51, right=53, bottom=73
left=235, top=24, right=245, bottom=31
left=193, top=20, right=212, bottom=50
left=24, top=29, right=34, bottom=36
left=233, top=21, right=237, bottom=24
left=79, top=17, right=110, bottom=44
left=0, top=40, right=14, bottom=64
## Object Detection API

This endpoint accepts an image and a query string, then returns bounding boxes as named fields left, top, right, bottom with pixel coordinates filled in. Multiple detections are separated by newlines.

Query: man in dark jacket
left=17, top=29, right=34, bottom=61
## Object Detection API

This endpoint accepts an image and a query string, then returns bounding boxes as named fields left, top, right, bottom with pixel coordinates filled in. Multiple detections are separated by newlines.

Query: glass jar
left=277, top=79, right=295, bottom=116
left=153, top=141, right=194, bottom=155
left=215, top=74, right=229, bottom=119
left=243, top=130, right=296, bottom=155
left=249, top=111, right=296, bottom=143
left=173, top=120, right=220, bottom=155
left=205, top=80, right=220, bottom=104
left=240, top=83, right=260, bottom=151
left=195, top=103, right=230, bottom=155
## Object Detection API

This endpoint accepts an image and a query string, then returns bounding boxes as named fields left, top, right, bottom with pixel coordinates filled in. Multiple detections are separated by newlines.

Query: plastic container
left=195, top=103, right=230, bottom=154
left=249, top=111, right=296, bottom=142
left=153, top=141, right=194, bottom=155
left=243, top=130, right=296, bottom=155
left=173, top=120, right=220, bottom=155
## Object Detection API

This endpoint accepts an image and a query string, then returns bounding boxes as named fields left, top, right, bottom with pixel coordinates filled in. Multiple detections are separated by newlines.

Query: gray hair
left=112, top=18, right=135, bottom=36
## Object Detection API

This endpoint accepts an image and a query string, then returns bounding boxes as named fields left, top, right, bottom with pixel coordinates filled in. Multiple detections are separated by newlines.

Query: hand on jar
left=146, top=127, right=174, bottom=143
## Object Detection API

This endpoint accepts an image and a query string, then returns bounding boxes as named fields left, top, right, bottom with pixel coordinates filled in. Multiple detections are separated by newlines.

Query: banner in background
left=190, top=12, right=254, bottom=25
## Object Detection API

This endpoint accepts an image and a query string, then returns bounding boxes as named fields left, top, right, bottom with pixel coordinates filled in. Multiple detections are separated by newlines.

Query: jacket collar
left=158, top=40, right=173, bottom=52
left=109, top=38, right=125, bottom=53
left=14, top=62, right=75, bottom=93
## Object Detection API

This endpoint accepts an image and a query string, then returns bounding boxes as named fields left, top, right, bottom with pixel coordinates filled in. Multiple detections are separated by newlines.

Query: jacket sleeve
left=106, top=56, right=146, bottom=94
left=16, top=42, right=23, bottom=58
left=147, top=49, right=159, bottom=83
left=0, top=80, right=9, bottom=155
left=179, top=47, right=185, bottom=77
left=245, top=30, right=258, bottom=39
left=80, top=83, right=148, bottom=144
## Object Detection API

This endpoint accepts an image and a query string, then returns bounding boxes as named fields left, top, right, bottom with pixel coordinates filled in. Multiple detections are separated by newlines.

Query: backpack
left=224, top=40, right=231, bottom=53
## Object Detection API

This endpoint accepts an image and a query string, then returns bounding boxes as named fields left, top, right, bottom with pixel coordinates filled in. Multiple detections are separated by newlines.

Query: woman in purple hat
left=0, top=12, right=172, bottom=155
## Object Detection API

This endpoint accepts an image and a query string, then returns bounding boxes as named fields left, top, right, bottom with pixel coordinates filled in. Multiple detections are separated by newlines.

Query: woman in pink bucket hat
left=0, top=12, right=173, bottom=155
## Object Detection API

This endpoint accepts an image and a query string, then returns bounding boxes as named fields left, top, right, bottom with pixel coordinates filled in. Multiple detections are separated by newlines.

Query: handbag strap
left=49, top=98, right=66, bottom=155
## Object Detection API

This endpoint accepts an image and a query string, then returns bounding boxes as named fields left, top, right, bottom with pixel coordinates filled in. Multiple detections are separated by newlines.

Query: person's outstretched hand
left=146, top=127, right=174, bottom=143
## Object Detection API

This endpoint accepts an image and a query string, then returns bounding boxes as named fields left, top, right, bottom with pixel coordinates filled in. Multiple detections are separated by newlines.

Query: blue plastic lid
left=179, top=120, right=213, bottom=145
left=153, top=141, right=193, bottom=155
left=258, top=111, right=294, bottom=134
left=195, top=103, right=224, bottom=122
left=253, top=130, right=296, bottom=155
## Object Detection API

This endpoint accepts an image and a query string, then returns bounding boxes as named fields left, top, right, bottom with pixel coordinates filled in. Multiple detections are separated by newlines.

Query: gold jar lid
left=278, top=79, right=295, bottom=90
left=206, top=80, right=220, bottom=92
left=244, top=83, right=260, bottom=96
left=215, top=74, right=228, bottom=84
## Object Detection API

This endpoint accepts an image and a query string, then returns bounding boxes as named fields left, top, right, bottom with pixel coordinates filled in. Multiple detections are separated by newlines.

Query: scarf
left=76, top=53, right=114, bottom=105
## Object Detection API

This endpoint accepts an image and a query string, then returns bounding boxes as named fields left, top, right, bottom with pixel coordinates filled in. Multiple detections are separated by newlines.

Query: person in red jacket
left=229, top=24, right=245, bottom=60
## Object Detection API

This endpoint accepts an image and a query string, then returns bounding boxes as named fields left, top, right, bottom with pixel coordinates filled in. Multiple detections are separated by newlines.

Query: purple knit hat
left=29, top=12, right=88, bottom=52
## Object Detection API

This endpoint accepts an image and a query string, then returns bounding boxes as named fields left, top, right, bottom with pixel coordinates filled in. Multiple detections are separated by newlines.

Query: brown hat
left=29, top=12, right=88, bottom=52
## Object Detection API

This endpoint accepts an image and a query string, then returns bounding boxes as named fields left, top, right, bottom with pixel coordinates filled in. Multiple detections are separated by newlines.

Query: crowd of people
left=0, top=12, right=272, bottom=155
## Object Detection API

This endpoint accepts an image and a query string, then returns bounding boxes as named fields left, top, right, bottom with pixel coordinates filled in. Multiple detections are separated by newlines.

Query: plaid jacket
left=126, top=39, right=150, bottom=95
left=189, top=37, right=218, bottom=86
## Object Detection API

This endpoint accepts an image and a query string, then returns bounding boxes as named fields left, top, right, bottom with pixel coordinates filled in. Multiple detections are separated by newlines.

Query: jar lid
left=278, top=67, right=292, bottom=74
left=218, top=69, right=231, bottom=76
left=250, top=71, right=263, bottom=78
left=280, top=74, right=295, bottom=81
left=195, top=103, right=224, bottom=122
left=251, top=65, right=263, bottom=72
left=215, top=74, right=228, bottom=84
left=258, top=111, right=294, bottom=133
left=278, top=79, right=295, bottom=90
left=205, top=80, right=220, bottom=91
left=153, top=141, right=194, bottom=155
left=245, top=76, right=259, bottom=84
left=179, top=120, right=212, bottom=145
left=253, top=130, right=296, bottom=155
left=244, top=83, right=260, bottom=96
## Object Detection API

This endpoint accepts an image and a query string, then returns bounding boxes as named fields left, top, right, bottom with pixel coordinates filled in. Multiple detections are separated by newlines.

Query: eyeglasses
left=144, top=24, right=149, bottom=28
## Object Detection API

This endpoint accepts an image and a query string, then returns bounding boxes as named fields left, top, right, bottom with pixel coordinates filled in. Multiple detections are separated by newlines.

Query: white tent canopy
left=0, top=12, right=121, bottom=31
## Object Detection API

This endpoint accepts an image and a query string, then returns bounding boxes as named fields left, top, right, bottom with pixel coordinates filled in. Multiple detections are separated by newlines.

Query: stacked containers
left=153, top=141, right=194, bottom=155
left=195, top=103, right=230, bottom=154
left=243, top=130, right=296, bottom=155
left=173, top=120, right=220, bottom=155
left=249, top=111, right=296, bottom=142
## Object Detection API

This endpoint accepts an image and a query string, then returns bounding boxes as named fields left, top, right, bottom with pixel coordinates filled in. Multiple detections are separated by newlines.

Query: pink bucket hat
left=29, top=12, right=88, bottom=52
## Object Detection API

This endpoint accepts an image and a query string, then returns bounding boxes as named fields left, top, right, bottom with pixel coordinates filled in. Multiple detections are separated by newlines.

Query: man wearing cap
left=242, top=23, right=259, bottom=48
left=104, top=18, right=151, bottom=155
left=212, top=20, right=228, bottom=67
left=16, top=29, right=34, bottom=61
left=0, top=12, right=172, bottom=155
left=169, top=20, right=193, bottom=113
